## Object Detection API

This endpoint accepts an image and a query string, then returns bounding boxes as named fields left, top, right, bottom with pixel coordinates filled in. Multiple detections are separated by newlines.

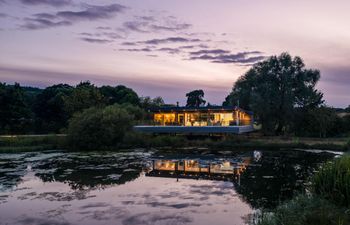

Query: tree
left=67, top=105, right=133, bottom=150
left=63, top=81, right=105, bottom=115
left=33, top=84, right=73, bottom=133
left=0, top=83, right=31, bottom=134
left=186, top=90, right=206, bottom=107
left=140, top=96, right=165, bottom=109
left=100, top=85, right=140, bottom=106
left=223, top=53, right=323, bottom=135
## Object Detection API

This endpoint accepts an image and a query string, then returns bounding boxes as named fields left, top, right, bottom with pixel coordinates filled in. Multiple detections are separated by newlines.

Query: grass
left=0, top=133, right=349, bottom=153
left=0, top=135, right=66, bottom=152
left=313, top=155, right=350, bottom=207
left=253, top=194, right=350, bottom=225
left=253, top=155, right=350, bottom=225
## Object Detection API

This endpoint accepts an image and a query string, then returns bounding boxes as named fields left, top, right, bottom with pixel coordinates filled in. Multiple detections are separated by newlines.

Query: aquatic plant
left=312, top=155, right=350, bottom=207
left=253, top=194, right=350, bottom=225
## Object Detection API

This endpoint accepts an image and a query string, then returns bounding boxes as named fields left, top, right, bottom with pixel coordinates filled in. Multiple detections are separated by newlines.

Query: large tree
left=186, top=89, right=206, bottom=107
left=223, top=53, right=323, bottom=135
left=0, top=83, right=31, bottom=134
left=33, top=84, right=73, bottom=133
left=99, top=85, right=140, bottom=106
left=63, top=81, right=105, bottom=115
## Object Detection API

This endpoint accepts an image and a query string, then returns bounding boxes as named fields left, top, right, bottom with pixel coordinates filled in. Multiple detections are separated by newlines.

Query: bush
left=253, top=195, right=350, bottom=225
left=67, top=105, right=133, bottom=150
left=312, top=155, right=350, bottom=207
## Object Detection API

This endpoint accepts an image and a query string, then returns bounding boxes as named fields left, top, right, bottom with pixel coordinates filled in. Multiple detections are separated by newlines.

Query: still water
left=0, top=149, right=339, bottom=225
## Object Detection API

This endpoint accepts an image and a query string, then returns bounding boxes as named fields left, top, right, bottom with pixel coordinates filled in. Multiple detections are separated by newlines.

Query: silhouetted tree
left=33, top=84, right=73, bottom=133
left=223, top=53, right=323, bottom=135
left=186, top=89, right=206, bottom=107
left=140, top=96, right=165, bottom=108
left=0, top=83, right=31, bottom=134
left=63, top=81, right=105, bottom=115
left=100, top=85, right=140, bottom=106
left=67, top=105, right=133, bottom=150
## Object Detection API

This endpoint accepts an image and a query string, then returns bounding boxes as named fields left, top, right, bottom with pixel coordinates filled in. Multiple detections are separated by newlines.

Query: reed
left=312, top=155, right=350, bottom=207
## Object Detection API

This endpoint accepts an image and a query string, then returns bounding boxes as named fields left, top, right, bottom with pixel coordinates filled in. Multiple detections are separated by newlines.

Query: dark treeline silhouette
left=1, top=53, right=349, bottom=137
left=224, top=52, right=350, bottom=137
left=0, top=81, right=164, bottom=135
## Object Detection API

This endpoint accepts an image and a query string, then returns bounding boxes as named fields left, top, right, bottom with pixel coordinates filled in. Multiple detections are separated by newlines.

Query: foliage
left=63, top=81, right=105, bottom=116
left=186, top=89, right=206, bottom=107
left=312, top=155, right=350, bottom=207
left=223, top=53, right=323, bottom=135
left=67, top=105, right=133, bottom=150
left=293, top=106, right=344, bottom=138
left=253, top=194, right=350, bottom=225
left=139, top=96, right=165, bottom=108
left=33, top=84, right=73, bottom=133
left=0, top=83, right=32, bottom=134
left=0, top=135, right=66, bottom=153
left=100, top=85, right=140, bottom=106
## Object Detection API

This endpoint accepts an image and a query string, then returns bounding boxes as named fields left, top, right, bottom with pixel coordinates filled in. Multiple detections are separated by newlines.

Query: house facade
left=134, top=106, right=254, bottom=134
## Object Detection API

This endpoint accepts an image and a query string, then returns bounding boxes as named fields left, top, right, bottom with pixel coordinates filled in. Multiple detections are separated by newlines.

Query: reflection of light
left=254, top=151, right=262, bottom=161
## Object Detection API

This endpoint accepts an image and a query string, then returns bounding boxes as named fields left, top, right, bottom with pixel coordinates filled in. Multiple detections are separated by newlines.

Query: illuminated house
left=134, top=106, right=254, bottom=134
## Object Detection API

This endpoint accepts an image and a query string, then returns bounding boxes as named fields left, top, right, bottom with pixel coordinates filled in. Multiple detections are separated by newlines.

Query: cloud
left=19, top=3, right=127, bottom=30
left=96, top=26, right=112, bottom=30
left=16, top=0, right=72, bottom=7
left=189, top=50, right=265, bottom=64
left=158, top=47, right=181, bottom=54
left=149, top=23, right=191, bottom=32
left=119, top=48, right=152, bottom=52
left=189, top=49, right=230, bottom=55
left=80, top=37, right=113, bottom=44
left=123, top=21, right=150, bottom=33
left=0, top=13, right=7, bottom=18
left=21, top=17, right=71, bottom=30
left=57, top=4, right=126, bottom=22
left=141, top=37, right=201, bottom=45
left=122, top=14, right=192, bottom=33
left=79, top=31, right=123, bottom=40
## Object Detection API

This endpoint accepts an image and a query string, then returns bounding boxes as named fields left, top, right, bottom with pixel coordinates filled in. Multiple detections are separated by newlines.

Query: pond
left=0, top=149, right=340, bottom=225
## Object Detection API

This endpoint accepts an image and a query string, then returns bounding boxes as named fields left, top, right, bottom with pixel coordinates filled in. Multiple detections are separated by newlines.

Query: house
left=134, top=105, right=254, bottom=134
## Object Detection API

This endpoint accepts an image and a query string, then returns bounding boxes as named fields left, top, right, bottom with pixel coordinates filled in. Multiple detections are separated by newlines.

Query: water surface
left=0, top=149, right=338, bottom=225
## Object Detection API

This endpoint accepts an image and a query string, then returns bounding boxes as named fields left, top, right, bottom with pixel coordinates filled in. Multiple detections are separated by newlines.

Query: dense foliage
left=67, top=105, right=134, bottom=150
left=0, top=81, right=157, bottom=135
left=254, top=194, right=350, bottom=225
left=313, top=155, right=350, bottom=207
left=224, top=53, right=325, bottom=135
left=254, top=155, right=350, bottom=225
left=186, top=89, right=206, bottom=107
left=0, top=83, right=31, bottom=134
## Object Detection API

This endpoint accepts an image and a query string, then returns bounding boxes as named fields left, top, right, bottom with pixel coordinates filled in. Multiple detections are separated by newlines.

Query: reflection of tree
left=0, top=158, right=27, bottom=191
left=35, top=153, right=144, bottom=190
left=233, top=151, right=335, bottom=209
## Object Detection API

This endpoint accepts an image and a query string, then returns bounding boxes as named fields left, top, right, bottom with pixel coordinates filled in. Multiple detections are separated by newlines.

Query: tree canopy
left=0, top=83, right=31, bottom=134
left=224, top=53, right=324, bottom=135
left=186, top=89, right=206, bottom=107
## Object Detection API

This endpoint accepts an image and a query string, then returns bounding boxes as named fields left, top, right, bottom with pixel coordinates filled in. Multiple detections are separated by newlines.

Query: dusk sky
left=0, top=0, right=349, bottom=107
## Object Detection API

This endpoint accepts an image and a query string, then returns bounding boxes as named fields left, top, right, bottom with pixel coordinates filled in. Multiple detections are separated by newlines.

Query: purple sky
left=0, top=0, right=349, bottom=107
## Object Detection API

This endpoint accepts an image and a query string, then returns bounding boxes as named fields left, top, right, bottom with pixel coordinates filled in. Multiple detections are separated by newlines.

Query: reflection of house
left=134, top=106, right=254, bottom=134
left=147, top=158, right=251, bottom=181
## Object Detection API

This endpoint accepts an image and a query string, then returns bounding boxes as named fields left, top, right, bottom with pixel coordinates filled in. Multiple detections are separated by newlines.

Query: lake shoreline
left=0, top=134, right=349, bottom=153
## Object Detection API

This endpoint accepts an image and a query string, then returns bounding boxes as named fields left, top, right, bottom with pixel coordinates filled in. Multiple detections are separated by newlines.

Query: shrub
left=253, top=195, right=350, bottom=225
left=312, top=155, right=350, bottom=207
left=67, top=105, right=133, bottom=150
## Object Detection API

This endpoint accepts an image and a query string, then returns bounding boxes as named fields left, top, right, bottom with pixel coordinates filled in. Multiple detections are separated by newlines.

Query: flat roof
left=149, top=106, right=253, bottom=115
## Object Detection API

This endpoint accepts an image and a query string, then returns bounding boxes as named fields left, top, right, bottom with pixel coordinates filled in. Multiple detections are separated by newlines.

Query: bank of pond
left=0, top=134, right=349, bottom=153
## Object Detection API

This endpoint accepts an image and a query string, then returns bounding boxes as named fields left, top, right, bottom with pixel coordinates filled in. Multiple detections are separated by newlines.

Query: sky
left=0, top=0, right=349, bottom=107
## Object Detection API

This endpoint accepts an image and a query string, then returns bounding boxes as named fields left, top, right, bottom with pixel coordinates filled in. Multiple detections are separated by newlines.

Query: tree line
left=0, top=81, right=164, bottom=134
left=1, top=52, right=350, bottom=137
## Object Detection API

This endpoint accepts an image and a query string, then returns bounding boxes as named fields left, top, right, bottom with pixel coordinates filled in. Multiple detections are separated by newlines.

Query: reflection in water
left=0, top=149, right=337, bottom=225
